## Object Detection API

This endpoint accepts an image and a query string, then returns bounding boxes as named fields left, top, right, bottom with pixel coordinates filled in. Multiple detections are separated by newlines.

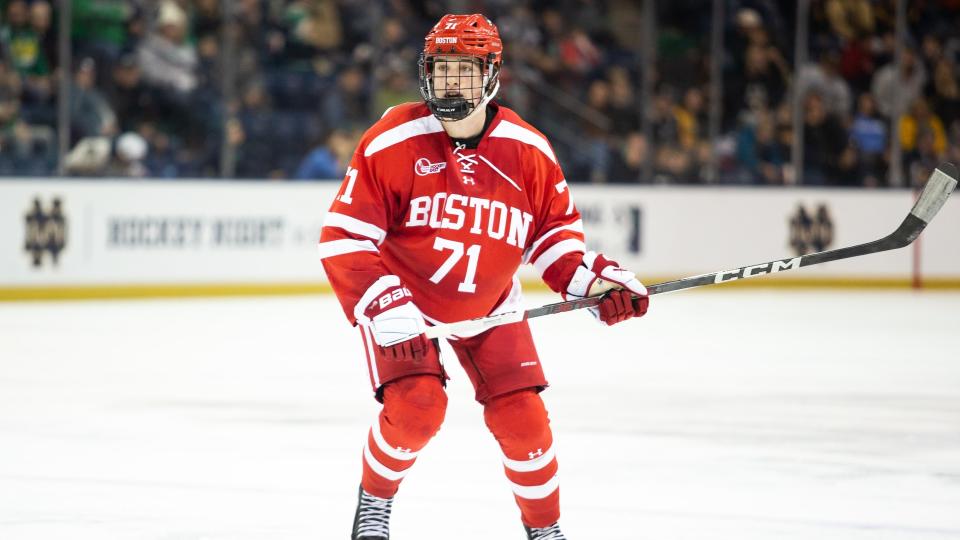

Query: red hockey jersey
left=319, top=102, right=586, bottom=333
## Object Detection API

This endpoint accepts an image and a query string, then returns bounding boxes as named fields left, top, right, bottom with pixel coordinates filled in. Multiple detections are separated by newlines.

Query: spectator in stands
left=738, top=42, right=788, bottom=113
left=30, top=1, right=55, bottom=72
left=0, top=57, right=21, bottom=123
left=606, top=66, right=640, bottom=136
left=872, top=48, right=926, bottom=119
left=824, top=0, right=875, bottom=43
left=801, top=91, right=850, bottom=185
left=559, top=25, right=602, bottom=79
left=63, top=135, right=111, bottom=176
left=137, top=120, right=180, bottom=178
left=376, top=17, right=417, bottom=80
left=71, top=0, right=132, bottom=76
left=900, top=98, right=947, bottom=157
left=608, top=131, right=648, bottom=183
left=797, top=45, right=853, bottom=117
left=674, top=87, right=707, bottom=151
left=850, top=93, right=887, bottom=186
left=106, top=131, right=149, bottom=177
left=931, top=58, right=959, bottom=127
left=279, top=0, right=344, bottom=66
left=838, top=34, right=875, bottom=95
left=294, top=128, right=357, bottom=180
left=581, top=78, right=614, bottom=182
left=321, top=65, right=369, bottom=128
left=1, top=0, right=52, bottom=104
left=651, top=88, right=681, bottom=148
left=69, top=57, right=118, bottom=141
left=906, top=131, right=942, bottom=188
left=137, top=1, right=198, bottom=97
left=0, top=118, right=54, bottom=175
left=0, top=52, right=53, bottom=176
left=373, top=65, right=420, bottom=116
left=737, top=110, right=787, bottom=185
left=106, top=53, right=158, bottom=132
left=754, top=111, right=788, bottom=184
left=233, top=81, right=278, bottom=178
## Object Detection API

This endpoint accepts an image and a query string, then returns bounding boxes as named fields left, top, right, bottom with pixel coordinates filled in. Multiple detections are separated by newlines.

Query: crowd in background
left=1, top=0, right=958, bottom=186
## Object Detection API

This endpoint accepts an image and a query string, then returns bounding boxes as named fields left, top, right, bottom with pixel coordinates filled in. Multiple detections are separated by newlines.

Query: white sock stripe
left=370, top=422, right=419, bottom=461
left=509, top=474, right=560, bottom=500
left=502, top=445, right=556, bottom=473
left=363, top=443, right=408, bottom=481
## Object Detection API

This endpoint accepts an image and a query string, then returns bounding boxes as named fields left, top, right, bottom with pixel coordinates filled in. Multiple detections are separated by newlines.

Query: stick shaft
left=425, top=164, right=957, bottom=340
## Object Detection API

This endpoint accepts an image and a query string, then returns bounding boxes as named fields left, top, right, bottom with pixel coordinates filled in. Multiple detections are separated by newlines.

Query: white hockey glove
left=354, top=275, right=429, bottom=355
left=564, top=251, right=649, bottom=325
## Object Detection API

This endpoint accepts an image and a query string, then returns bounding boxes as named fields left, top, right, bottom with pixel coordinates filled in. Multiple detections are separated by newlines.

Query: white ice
left=1, top=290, right=959, bottom=540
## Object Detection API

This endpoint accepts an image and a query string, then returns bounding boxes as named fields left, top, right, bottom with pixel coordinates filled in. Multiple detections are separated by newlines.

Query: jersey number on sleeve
left=429, top=237, right=480, bottom=293
left=337, top=167, right=359, bottom=204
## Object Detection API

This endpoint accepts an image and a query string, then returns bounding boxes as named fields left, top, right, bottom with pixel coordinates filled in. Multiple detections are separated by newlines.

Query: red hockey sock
left=484, top=389, right=560, bottom=528
left=361, top=375, right=447, bottom=498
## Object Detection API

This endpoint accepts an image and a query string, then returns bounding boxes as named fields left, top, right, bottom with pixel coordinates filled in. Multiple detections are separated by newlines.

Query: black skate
left=351, top=486, right=393, bottom=539
left=525, top=522, right=567, bottom=539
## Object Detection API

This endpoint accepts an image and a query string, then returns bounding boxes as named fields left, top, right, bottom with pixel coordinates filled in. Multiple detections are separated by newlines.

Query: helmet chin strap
left=437, top=75, right=500, bottom=123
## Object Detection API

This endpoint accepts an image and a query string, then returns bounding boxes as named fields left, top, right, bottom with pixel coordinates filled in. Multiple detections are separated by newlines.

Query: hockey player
left=318, top=14, right=649, bottom=540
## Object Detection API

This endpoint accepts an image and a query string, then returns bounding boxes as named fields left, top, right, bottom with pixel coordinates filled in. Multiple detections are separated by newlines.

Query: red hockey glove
left=564, top=251, right=649, bottom=326
left=354, top=276, right=429, bottom=358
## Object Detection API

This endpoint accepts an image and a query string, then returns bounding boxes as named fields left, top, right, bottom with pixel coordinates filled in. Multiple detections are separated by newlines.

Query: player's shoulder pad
left=489, top=105, right=559, bottom=165
left=358, top=102, right=443, bottom=158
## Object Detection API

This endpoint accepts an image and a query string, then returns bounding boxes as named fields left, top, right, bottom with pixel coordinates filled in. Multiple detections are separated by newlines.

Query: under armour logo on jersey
left=396, top=446, right=412, bottom=454
left=453, top=142, right=478, bottom=185
left=528, top=448, right=544, bottom=459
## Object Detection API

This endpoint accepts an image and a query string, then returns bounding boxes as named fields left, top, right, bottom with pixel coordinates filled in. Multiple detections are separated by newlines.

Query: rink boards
left=1, top=180, right=958, bottom=300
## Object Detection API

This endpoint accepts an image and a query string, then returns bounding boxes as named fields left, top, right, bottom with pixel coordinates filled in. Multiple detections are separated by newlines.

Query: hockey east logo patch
left=24, top=196, right=67, bottom=268
left=415, top=158, right=447, bottom=176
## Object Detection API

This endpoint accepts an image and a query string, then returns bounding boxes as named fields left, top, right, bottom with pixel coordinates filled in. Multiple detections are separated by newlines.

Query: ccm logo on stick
left=714, top=257, right=801, bottom=283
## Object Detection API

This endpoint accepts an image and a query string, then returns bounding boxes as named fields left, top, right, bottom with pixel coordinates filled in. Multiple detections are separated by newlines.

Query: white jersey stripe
left=509, top=474, right=560, bottom=500
left=317, top=239, right=378, bottom=260
left=363, top=443, right=408, bottom=481
left=479, top=155, right=522, bottom=191
left=502, top=445, right=556, bottom=473
left=364, top=114, right=444, bottom=157
left=489, top=120, right=558, bottom=164
left=371, top=421, right=419, bottom=461
left=323, top=212, right=387, bottom=244
left=524, top=221, right=584, bottom=263
left=532, top=239, right=586, bottom=275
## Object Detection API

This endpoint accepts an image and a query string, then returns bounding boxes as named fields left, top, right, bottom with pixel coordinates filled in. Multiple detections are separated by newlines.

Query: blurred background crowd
left=0, top=0, right=958, bottom=186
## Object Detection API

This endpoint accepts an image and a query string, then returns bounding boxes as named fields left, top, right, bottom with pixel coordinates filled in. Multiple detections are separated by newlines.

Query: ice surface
left=1, top=290, right=959, bottom=539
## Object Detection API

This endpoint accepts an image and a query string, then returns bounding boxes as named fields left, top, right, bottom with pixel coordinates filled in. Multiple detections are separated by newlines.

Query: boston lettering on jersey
left=406, top=191, right=534, bottom=249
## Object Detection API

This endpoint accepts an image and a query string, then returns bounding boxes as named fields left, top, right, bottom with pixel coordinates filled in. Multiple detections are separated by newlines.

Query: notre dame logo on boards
left=24, top=197, right=67, bottom=268
left=789, top=203, right=833, bottom=256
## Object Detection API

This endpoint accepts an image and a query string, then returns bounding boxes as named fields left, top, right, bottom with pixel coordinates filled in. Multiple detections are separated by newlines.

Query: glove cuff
left=354, top=275, right=402, bottom=324
left=564, top=263, right=598, bottom=299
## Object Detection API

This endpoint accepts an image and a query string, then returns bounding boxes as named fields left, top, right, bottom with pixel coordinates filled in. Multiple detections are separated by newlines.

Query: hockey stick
left=423, top=163, right=958, bottom=340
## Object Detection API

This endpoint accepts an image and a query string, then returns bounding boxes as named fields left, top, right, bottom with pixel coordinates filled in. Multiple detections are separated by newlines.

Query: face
left=430, top=56, right=485, bottom=106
